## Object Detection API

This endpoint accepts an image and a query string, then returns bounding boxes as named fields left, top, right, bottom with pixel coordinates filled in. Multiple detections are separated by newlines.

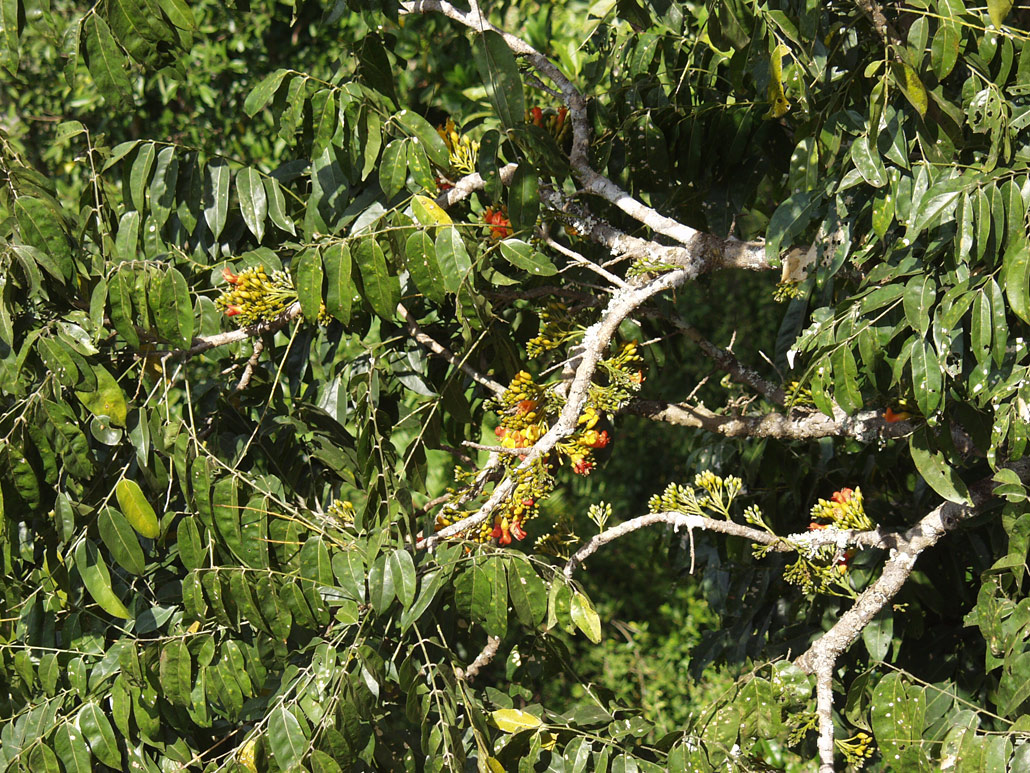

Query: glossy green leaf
left=368, top=552, right=396, bottom=613
left=394, top=109, right=451, bottom=170
left=498, top=238, right=557, bottom=276
left=99, top=506, right=145, bottom=575
left=0, top=0, right=20, bottom=75
left=903, top=275, right=936, bottom=336
left=264, top=175, right=296, bottom=235
left=435, top=226, right=471, bottom=294
left=177, top=515, right=204, bottom=571
left=116, top=478, right=160, bottom=538
left=53, top=723, right=92, bottom=773
left=245, top=68, right=290, bottom=116
left=77, top=702, right=122, bottom=768
left=910, top=339, right=942, bottom=416
left=83, top=14, right=132, bottom=106
left=155, top=267, right=193, bottom=348
left=1003, top=232, right=1030, bottom=324
left=204, top=160, right=231, bottom=240
left=237, top=167, right=267, bottom=242
left=507, top=557, right=547, bottom=628
left=389, top=549, right=417, bottom=607
left=492, top=708, right=543, bottom=733
left=353, top=237, right=399, bottom=319
left=471, top=30, right=525, bottom=129
left=380, top=139, right=408, bottom=199
left=213, top=477, right=244, bottom=561
left=74, top=539, right=130, bottom=618
left=149, top=145, right=178, bottom=227
left=405, top=230, right=446, bottom=303
left=324, top=242, right=354, bottom=323
left=765, top=191, right=820, bottom=260
left=269, top=706, right=307, bottom=771
left=76, top=363, right=127, bottom=426
left=159, top=639, right=192, bottom=706
left=910, top=429, right=972, bottom=504
left=971, top=290, right=992, bottom=364
left=293, top=247, right=324, bottom=323
left=871, top=673, right=927, bottom=769
left=570, top=591, right=602, bottom=643
left=990, top=278, right=1008, bottom=366
left=851, top=134, right=888, bottom=187
left=15, top=197, right=72, bottom=280
left=507, top=164, right=539, bottom=235
left=331, top=548, right=366, bottom=602
left=988, top=0, right=1013, bottom=28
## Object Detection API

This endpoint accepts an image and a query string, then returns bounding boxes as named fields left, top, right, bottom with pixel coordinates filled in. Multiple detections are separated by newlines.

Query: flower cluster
left=773, top=280, right=805, bottom=302
left=437, top=118, right=479, bottom=177
left=526, top=106, right=570, bottom=143
left=216, top=265, right=329, bottom=327
left=527, top=302, right=582, bottom=359
left=836, top=731, right=875, bottom=768
left=808, top=487, right=872, bottom=531
left=326, top=499, right=355, bottom=527
left=784, top=380, right=815, bottom=408
left=592, top=341, right=645, bottom=412
left=483, top=206, right=512, bottom=240
left=647, top=471, right=746, bottom=520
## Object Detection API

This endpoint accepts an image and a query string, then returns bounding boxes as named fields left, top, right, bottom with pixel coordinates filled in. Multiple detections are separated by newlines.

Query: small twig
left=462, top=440, right=531, bottom=456
left=398, top=303, right=505, bottom=396
left=234, top=339, right=264, bottom=392
left=165, top=302, right=303, bottom=361
left=547, top=237, right=629, bottom=288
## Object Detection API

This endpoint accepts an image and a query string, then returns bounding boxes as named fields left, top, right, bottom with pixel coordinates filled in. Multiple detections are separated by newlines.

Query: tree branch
left=165, top=302, right=303, bottom=360
left=624, top=400, right=914, bottom=441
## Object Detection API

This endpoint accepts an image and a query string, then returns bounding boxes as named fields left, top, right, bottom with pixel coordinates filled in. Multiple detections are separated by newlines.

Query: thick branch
left=167, top=302, right=303, bottom=360
left=455, top=636, right=501, bottom=681
left=625, top=400, right=913, bottom=441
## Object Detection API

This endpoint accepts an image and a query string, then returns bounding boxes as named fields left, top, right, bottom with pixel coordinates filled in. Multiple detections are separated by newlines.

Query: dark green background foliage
left=4, top=0, right=1030, bottom=770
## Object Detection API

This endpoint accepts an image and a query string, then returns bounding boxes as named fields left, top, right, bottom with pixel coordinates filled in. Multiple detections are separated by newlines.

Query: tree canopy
left=3, top=0, right=1030, bottom=770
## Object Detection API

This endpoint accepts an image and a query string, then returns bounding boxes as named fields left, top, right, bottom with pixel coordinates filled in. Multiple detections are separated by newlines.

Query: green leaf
left=149, top=145, right=178, bottom=227
left=499, top=238, right=557, bottom=276
left=405, top=230, right=446, bottom=303
left=455, top=558, right=492, bottom=628
left=368, top=552, right=396, bottom=613
left=353, top=237, right=399, bottom=319
left=269, top=706, right=307, bottom=771
left=331, top=548, right=366, bottom=602
left=765, top=191, right=821, bottom=261
left=98, top=506, right=145, bottom=575
left=0, top=0, right=20, bottom=75
left=245, top=68, right=290, bottom=116
left=77, top=702, right=122, bottom=769
left=892, top=61, right=928, bottom=117
left=435, top=226, right=472, bottom=294
left=54, top=723, right=92, bottom=773
left=389, top=549, right=417, bottom=607
left=264, top=175, right=296, bottom=235
left=909, top=429, right=972, bottom=504
left=176, top=515, right=204, bottom=571
left=988, top=0, right=1013, bottom=28
left=129, top=141, right=156, bottom=212
left=851, top=134, right=888, bottom=187
left=862, top=608, right=893, bottom=661
left=507, top=164, right=539, bottom=235
left=76, top=364, right=128, bottom=427
left=83, top=14, right=132, bottom=106
left=293, top=247, right=324, bottom=323
left=311, top=89, right=336, bottom=155
left=159, top=639, right=192, bottom=706
left=204, top=160, right=231, bottom=240
left=471, top=30, right=525, bottom=129
left=116, top=478, right=160, bottom=538
left=158, top=0, right=197, bottom=31
left=15, top=197, right=72, bottom=281
left=74, top=539, right=130, bottom=618
left=871, top=673, right=927, bottom=769
left=571, top=591, right=602, bottom=643
left=212, top=477, right=244, bottom=561
left=1003, top=232, right=1030, bottom=324
left=323, top=242, right=354, bottom=324
left=155, top=267, right=194, bottom=348
left=506, top=556, right=547, bottom=628
left=910, top=339, right=943, bottom=416
left=394, top=109, right=451, bottom=170
left=380, top=139, right=408, bottom=199
left=237, top=167, right=267, bottom=242
left=903, top=275, right=936, bottom=336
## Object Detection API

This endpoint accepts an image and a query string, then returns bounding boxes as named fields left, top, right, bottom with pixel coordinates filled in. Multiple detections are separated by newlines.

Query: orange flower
left=572, top=457, right=594, bottom=475
left=831, top=488, right=854, bottom=504
left=581, top=430, right=610, bottom=449
left=884, top=407, right=911, bottom=423
left=222, top=267, right=239, bottom=284
left=224, top=305, right=241, bottom=316
left=808, top=522, right=829, bottom=530
left=530, top=106, right=544, bottom=126
left=484, top=207, right=512, bottom=240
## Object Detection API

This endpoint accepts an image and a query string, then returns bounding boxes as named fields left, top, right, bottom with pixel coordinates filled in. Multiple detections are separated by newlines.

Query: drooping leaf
left=353, top=237, right=399, bottom=319
left=323, top=242, right=354, bottom=323
left=115, top=478, right=160, bottom=538
left=83, top=14, right=132, bottom=106
left=98, top=506, right=146, bottom=575
left=570, top=591, right=602, bottom=643
left=73, top=539, right=131, bottom=619
left=471, top=30, right=525, bottom=129
left=909, top=429, right=972, bottom=504
left=435, top=226, right=472, bottom=294
left=293, top=247, right=324, bottom=323
left=237, top=167, right=268, bottom=242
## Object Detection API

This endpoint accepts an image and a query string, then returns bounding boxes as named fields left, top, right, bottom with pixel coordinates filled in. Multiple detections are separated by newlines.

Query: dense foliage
left=4, top=0, right=1030, bottom=770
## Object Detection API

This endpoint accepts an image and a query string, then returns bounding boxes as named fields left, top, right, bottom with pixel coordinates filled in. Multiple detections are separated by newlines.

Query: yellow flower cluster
left=809, top=487, right=872, bottom=531
left=215, top=265, right=329, bottom=327
left=836, top=731, right=874, bottom=767
left=326, top=499, right=355, bottom=527
left=527, top=302, right=581, bottom=359
left=437, top=119, right=479, bottom=176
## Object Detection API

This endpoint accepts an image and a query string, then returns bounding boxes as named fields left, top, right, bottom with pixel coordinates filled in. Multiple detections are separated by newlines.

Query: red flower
left=222, top=267, right=239, bottom=284
left=808, top=522, right=829, bottom=531
left=530, top=106, right=543, bottom=126
left=495, top=426, right=507, bottom=438
left=225, top=305, right=242, bottom=316
left=831, top=488, right=854, bottom=504
left=510, top=518, right=527, bottom=541
left=436, top=176, right=454, bottom=191
left=517, top=399, right=538, bottom=414
left=583, top=430, right=610, bottom=449
left=572, top=457, right=594, bottom=475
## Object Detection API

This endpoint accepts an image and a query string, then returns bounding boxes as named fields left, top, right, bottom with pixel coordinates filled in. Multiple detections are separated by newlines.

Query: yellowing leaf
left=570, top=591, right=602, bottom=643
left=116, top=479, right=161, bottom=539
left=412, top=195, right=452, bottom=226
left=490, top=708, right=543, bottom=733
left=75, top=364, right=127, bottom=426
left=766, top=43, right=791, bottom=118
left=894, top=62, right=927, bottom=118
left=988, top=0, right=1013, bottom=29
